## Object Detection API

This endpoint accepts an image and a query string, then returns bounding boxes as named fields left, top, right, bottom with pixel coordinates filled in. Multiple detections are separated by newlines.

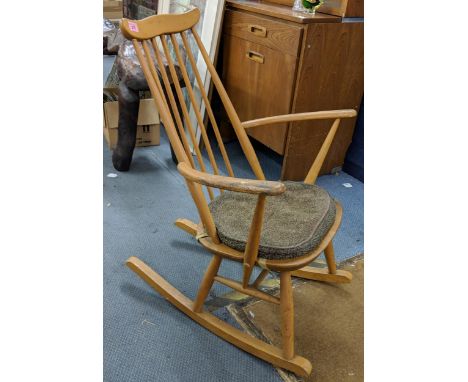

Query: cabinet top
left=226, top=0, right=342, bottom=24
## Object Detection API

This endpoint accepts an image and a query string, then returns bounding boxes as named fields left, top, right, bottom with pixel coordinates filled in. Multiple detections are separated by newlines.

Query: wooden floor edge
left=125, top=256, right=313, bottom=377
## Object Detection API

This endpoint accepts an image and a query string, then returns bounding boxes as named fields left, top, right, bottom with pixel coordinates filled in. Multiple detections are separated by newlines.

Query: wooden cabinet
left=219, top=0, right=364, bottom=180
left=222, top=8, right=304, bottom=155
left=223, top=9, right=303, bottom=56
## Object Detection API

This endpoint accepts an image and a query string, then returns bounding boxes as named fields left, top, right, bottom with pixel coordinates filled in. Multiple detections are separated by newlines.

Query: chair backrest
left=120, top=9, right=351, bottom=281
left=120, top=9, right=266, bottom=201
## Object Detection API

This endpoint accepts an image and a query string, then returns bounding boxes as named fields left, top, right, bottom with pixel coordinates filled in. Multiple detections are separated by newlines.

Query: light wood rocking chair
left=121, top=8, right=356, bottom=377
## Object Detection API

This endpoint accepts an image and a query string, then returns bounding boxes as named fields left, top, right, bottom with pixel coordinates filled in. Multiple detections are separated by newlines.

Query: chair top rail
left=121, top=8, right=200, bottom=40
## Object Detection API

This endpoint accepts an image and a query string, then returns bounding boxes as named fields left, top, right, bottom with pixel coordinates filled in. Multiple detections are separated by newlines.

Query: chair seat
left=209, top=182, right=336, bottom=260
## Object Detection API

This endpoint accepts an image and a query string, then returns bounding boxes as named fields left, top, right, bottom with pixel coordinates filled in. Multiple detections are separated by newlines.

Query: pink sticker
left=128, top=21, right=139, bottom=32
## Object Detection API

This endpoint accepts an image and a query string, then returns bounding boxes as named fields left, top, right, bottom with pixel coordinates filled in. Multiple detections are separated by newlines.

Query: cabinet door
left=222, top=34, right=298, bottom=155
left=282, top=22, right=364, bottom=180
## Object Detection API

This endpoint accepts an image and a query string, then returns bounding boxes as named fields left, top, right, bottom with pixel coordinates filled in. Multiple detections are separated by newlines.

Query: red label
left=128, top=21, right=139, bottom=32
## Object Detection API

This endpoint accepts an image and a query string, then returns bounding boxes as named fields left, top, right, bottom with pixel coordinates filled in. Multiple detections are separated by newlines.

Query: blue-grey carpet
left=103, top=129, right=363, bottom=381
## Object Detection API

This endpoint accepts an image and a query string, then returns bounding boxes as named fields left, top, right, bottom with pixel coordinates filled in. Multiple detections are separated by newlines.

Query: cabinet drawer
left=223, top=9, right=303, bottom=57
left=222, top=35, right=298, bottom=155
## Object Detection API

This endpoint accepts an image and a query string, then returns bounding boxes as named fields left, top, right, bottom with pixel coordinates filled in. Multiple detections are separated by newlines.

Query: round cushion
left=209, top=182, right=336, bottom=260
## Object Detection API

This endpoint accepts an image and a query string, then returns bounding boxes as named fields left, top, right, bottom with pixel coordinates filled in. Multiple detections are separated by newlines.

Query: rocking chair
left=121, top=8, right=356, bottom=377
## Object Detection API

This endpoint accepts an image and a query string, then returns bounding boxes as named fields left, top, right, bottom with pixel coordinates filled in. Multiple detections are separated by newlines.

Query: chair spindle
left=159, top=34, right=215, bottom=200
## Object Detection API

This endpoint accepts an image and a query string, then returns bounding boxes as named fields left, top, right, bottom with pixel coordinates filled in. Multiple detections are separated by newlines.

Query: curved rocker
left=121, top=10, right=357, bottom=378
left=126, top=256, right=312, bottom=377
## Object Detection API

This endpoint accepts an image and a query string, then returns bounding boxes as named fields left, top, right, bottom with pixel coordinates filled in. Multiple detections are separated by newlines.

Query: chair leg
left=193, top=255, right=222, bottom=313
left=126, top=256, right=312, bottom=376
left=291, top=241, right=352, bottom=283
left=251, top=269, right=269, bottom=288
left=280, top=271, right=295, bottom=360
left=324, top=241, right=337, bottom=274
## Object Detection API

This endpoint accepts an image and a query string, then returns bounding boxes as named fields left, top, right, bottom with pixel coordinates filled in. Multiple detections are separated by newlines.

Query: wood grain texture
left=282, top=21, right=364, bottom=180
left=191, top=28, right=267, bottom=181
left=252, top=268, right=270, bottom=287
left=198, top=235, right=246, bottom=261
left=130, top=40, right=188, bottom=164
left=280, top=271, right=295, bottom=359
left=174, top=218, right=198, bottom=236
left=278, top=0, right=364, bottom=18
left=223, top=9, right=303, bottom=57
left=120, top=8, right=200, bottom=40
left=222, top=34, right=298, bottom=154
left=242, top=109, right=355, bottom=128
left=169, top=34, right=221, bottom=179
left=193, top=255, right=222, bottom=312
left=242, top=194, right=267, bottom=287
left=274, top=0, right=363, bottom=17
left=197, top=201, right=343, bottom=272
left=345, top=0, right=364, bottom=17
left=319, top=0, right=349, bottom=17
left=126, top=256, right=313, bottom=376
left=219, top=2, right=363, bottom=178
left=180, top=32, right=235, bottom=177
left=291, top=266, right=352, bottom=283
left=185, top=179, right=220, bottom=243
left=226, top=0, right=341, bottom=24
left=177, top=162, right=286, bottom=195
left=131, top=37, right=223, bottom=241
left=122, top=12, right=350, bottom=378
left=324, top=241, right=337, bottom=274
left=256, top=201, right=342, bottom=271
left=214, top=275, right=280, bottom=304
left=266, top=0, right=294, bottom=6
left=303, top=118, right=341, bottom=184
left=159, top=35, right=215, bottom=200
left=151, top=38, right=196, bottom=168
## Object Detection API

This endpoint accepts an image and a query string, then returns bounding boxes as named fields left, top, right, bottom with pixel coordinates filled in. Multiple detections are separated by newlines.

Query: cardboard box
left=103, top=98, right=160, bottom=150
left=104, top=1, right=123, bottom=20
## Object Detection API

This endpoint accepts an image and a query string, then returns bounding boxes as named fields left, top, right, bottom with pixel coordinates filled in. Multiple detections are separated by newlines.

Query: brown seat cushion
left=209, top=182, right=336, bottom=260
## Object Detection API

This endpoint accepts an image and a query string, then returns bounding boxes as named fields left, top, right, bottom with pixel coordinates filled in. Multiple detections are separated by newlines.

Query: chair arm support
left=177, top=162, right=286, bottom=196
left=242, top=109, right=357, bottom=129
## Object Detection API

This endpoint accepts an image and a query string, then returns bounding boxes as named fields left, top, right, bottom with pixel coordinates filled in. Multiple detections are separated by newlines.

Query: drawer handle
left=248, top=24, right=267, bottom=37
left=246, top=51, right=264, bottom=64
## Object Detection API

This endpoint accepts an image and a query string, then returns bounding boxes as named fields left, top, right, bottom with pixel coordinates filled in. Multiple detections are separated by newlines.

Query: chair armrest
left=242, top=109, right=357, bottom=129
left=177, top=162, right=285, bottom=196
